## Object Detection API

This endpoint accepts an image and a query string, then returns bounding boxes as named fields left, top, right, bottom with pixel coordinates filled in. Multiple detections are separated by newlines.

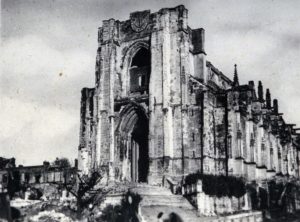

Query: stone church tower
left=78, top=5, right=300, bottom=185
left=78, top=5, right=208, bottom=184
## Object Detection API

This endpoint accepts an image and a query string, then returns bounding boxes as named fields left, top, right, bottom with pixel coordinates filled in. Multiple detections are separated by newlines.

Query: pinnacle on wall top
left=233, top=64, right=239, bottom=87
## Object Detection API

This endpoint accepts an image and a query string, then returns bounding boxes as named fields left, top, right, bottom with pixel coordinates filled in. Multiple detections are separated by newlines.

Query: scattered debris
left=29, top=210, right=73, bottom=222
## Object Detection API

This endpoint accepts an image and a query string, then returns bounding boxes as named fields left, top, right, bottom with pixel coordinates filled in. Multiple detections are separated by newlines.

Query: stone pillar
left=287, top=143, right=295, bottom=176
left=245, top=120, right=251, bottom=162
left=266, top=133, right=272, bottom=170
left=95, top=95, right=101, bottom=167
left=148, top=28, right=163, bottom=184
left=108, top=33, right=117, bottom=181
left=161, top=11, right=174, bottom=160
left=192, top=28, right=207, bottom=83
left=243, top=193, right=250, bottom=210
left=197, top=192, right=205, bottom=215
left=249, top=121, right=255, bottom=162
left=20, top=173, right=25, bottom=183
left=29, top=174, right=35, bottom=184
left=44, top=172, right=49, bottom=183
left=287, top=145, right=291, bottom=175
left=257, top=126, right=264, bottom=166
left=270, top=137, right=274, bottom=171
left=40, top=173, right=44, bottom=183
left=179, top=17, right=190, bottom=175
left=96, top=42, right=105, bottom=167
left=293, top=146, right=297, bottom=177
left=181, top=107, right=188, bottom=174
left=236, top=112, right=242, bottom=158
left=108, top=115, right=115, bottom=180
left=127, top=136, right=132, bottom=180
left=55, top=172, right=61, bottom=182
left=282, top=144, right=288, bottom=175
left=278, top=142, right=283, bottom=173
left=230, top=111, right=237, bottom=158
left=273, top=137, right=280, bottom=173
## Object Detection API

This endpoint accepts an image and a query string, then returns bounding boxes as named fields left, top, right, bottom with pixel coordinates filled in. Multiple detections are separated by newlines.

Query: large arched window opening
left=130, top=47, right=150, bottom=94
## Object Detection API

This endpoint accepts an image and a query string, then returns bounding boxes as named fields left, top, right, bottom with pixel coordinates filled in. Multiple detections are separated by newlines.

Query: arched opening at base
left=131, top=110, right=149, bottom=183
left=118, top=104, right=149, bottom=183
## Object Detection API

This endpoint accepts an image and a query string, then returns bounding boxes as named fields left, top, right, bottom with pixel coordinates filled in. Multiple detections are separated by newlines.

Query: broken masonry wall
left=78, top=5, right=300, bottom=184
left=202, top=90, right=229, bottom=175
left=78, top=88, right=96, bottom=175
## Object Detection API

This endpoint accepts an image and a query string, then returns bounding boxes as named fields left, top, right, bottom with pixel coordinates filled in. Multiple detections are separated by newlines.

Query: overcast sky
left=1, top=0, right=300, bottom=166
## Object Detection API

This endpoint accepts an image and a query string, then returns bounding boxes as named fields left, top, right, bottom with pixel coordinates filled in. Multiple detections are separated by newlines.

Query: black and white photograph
left=1, top=0, right=300, bottom=221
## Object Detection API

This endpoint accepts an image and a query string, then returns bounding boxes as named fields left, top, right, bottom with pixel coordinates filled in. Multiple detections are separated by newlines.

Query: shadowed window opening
left=25, top=173, right=30, bottom=183
left=130, top=48, right=150, bottom=94
left=35, top=174, right=41, bottom=183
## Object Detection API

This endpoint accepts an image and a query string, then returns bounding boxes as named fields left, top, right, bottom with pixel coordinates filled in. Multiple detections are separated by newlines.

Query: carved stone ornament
left=130, top=10, right=150, bottom=32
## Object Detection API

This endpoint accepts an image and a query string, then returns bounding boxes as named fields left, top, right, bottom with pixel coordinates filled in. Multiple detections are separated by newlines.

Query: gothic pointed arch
left=120, top=41, right=151, bottom=96
left=115, top=102, right=149, bottom=182
left=121, top=41, right=150, bottom=69
left=117, top=102, right=148, bottom=133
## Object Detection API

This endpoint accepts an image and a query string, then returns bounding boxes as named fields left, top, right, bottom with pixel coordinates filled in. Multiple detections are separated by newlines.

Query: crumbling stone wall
left=78, top=5, right=207, bottom=184
left=78, top=5, right=300, bottom=185
left=78, top=88, right=97, bottom=175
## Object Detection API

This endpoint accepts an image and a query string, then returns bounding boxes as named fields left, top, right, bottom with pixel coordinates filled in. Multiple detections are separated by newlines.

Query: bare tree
left=57, top=168, right=111, bottom=214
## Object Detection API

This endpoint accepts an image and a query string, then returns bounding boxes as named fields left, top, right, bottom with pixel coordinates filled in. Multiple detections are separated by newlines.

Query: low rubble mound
left=29, top=210, right=73, bottom=222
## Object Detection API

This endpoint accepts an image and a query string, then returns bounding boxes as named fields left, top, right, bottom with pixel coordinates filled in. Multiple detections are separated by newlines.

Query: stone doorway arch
left=117, top=103, right=149, bottom=183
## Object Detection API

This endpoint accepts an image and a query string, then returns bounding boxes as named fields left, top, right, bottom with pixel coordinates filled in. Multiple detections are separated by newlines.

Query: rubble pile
left=29, top=210, right=73, bottom=222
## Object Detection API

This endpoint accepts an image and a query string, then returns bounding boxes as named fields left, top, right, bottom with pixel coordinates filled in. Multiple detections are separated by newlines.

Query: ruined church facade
left=78, top=5, right=300, bottom=185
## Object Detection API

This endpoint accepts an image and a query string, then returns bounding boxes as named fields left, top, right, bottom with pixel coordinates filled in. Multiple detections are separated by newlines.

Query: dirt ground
left=10, top=199, right=79, bottom=221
